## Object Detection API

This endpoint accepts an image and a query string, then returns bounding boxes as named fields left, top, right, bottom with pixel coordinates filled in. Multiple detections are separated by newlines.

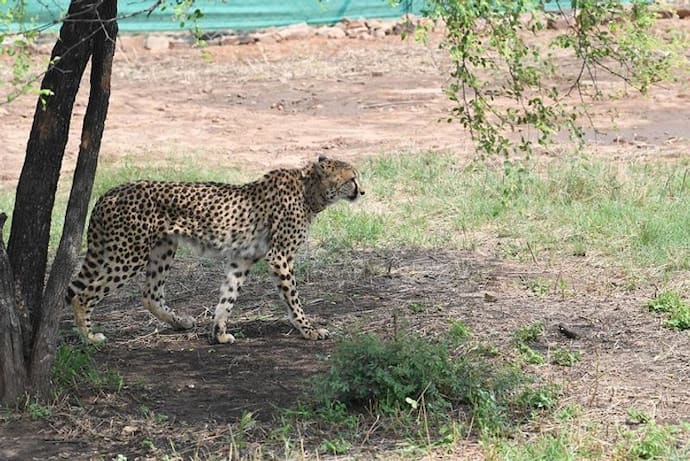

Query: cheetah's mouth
left=347, top=183, right=363, bottom=201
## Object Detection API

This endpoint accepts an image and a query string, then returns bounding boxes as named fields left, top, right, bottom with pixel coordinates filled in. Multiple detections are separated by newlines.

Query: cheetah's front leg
left=210, top=259, right=251, bottom=344
left=267, top=251, right=329, bottom=340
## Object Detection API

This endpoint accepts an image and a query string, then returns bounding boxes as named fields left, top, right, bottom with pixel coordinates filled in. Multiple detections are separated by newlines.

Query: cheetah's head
left=304, top=156, right=365, bottom=206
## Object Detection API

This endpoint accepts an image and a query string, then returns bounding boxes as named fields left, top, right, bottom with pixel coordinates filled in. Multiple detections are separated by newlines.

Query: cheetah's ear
left=318, top=154, right=328, bottom=162
left=312, top=160, right=326, bottom=178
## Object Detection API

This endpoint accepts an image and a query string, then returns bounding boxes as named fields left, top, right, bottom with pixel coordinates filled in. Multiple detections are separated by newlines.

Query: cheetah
left=66, top=156, right=364, bottom=344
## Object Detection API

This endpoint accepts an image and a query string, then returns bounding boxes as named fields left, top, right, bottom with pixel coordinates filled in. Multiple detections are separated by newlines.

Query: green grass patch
left=310, top=152, right=690, bottom=276
left=617, top=420, right=690, bottom=460
left=646, top=290, right=690, bottom=330
left=485, top=415, right=690, bottom=461
left=512, top=321, right=545, bottom=344
left=3, top=152, right=687, bottom=278
left=26, top=401, right=52, bottom=420
left=511, top=322, right=547, bottom=365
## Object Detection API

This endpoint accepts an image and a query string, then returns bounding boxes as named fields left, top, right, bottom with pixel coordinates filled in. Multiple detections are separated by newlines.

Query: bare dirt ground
left=1, top=19, right=690, bottom=460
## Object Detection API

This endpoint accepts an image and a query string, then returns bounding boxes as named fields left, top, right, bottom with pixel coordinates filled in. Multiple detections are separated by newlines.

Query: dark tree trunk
left=0, top=213, right=27, bottom=401
left=7, top=0, right=97, bottom=359
left=1, top=0, right=118, bottom=402
left=29, top=0, right=118, bottom=393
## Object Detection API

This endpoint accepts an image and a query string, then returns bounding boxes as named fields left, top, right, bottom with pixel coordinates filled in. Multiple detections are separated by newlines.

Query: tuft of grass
left=318, top=437, right=352, bottom=456
left=52, top=343, right=123, bottom=395
left=517, top=343, right=545, bottom=365
left=626, top=407, right=651, bottom=425
left=512, top=322, right=546, bottom=365
left=3, top=152, right=688, bottom=280
left=646, top=290, right=690, bottom=330
left=448, top=320, right=472, bottom=341
left=407, top=302, right=427, bottom=313
left=525, top=277, right=551, bottom=297
left=311, top=206, right=386, bottom=251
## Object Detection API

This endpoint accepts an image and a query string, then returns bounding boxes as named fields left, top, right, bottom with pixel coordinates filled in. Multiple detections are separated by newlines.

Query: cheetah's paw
left=302, top=327, right=330, bottom=340
left=87, top=332, right=107, bottom=344
left=209, top=323, right=236, bottom=345
left=172, top=315, right=196, bottom=330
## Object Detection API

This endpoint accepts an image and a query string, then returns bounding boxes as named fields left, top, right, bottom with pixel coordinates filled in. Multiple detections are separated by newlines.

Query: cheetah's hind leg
left=142, top=237, right=196, bottom=331
left=68, top=251, right=138, bottom=344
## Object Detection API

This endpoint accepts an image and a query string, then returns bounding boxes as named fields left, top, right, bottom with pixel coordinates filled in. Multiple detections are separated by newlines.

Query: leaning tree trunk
left=0, top=0, right=118, bottom=402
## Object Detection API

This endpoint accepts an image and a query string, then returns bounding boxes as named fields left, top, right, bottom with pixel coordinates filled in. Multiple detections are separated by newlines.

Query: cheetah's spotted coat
left=66, top=157, right=364, bottom=344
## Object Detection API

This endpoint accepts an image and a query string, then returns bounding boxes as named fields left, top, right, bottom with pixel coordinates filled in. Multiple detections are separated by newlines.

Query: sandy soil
left=2, top=20, right=689, bottom=188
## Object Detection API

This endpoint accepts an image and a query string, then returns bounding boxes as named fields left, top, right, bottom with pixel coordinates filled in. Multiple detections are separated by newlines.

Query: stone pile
left=120, top=7, right=690, bottom=52
left=130, top=16, right=422, bottom=51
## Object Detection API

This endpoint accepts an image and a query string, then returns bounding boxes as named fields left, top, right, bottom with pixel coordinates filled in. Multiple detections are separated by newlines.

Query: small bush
left=646, top=291, right=690, bottom=331
left=27, top=401, right=52, bottom=419
left=550, top=349, right=582, bottom=367
left=311, top=326, right=557, bottom=437
left=517, top=343, right=545, bottom=365
left=512, top=321, right=545, bottom=344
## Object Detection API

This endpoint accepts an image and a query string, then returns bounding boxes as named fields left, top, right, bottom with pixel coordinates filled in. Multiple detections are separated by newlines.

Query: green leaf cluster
left=423, top=0, right=683, bottom=157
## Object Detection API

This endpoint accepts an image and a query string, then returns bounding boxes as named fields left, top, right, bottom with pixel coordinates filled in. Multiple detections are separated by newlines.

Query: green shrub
left=550, top=349, right=582, bottom=367
left=311, top=326, right=557, bottom=436
left=512, top=321, right=545, bottom=344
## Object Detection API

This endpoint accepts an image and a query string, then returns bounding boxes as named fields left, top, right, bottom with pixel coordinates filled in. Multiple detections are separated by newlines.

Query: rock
left=372, top=28, right=387, bottom=38
left=276, top=22, right=313, bottom=41
left=219, top=35, right=240, bottom=46
left=315, top=26, right=346, bottom=39
left=329, top=27, right=347, bottom=39
left=314, top=26, right=328, bottom=36
left=117, top=34, right=144, bottom=52
left=365, top=19, right=384, bottom=30
left=389, top=21, right=416, bottom=36
left=345, top=26, right=369, bottom=38
left=144, top=34, right=170, bottom=52
left=170, top=34, right=195, bottom=48
left=251, top=32, right=278, bottom=44
left=341, top=18, right=367, bottom=30
left=220, top=34, right=258, bottom=46
left=121, top=425, right=138, bottom=435
left=546, top=13, right=572, bottom=30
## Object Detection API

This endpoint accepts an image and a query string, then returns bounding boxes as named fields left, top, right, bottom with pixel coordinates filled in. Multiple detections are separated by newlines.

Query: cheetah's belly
left=170, top=227, right=271, bottom=262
